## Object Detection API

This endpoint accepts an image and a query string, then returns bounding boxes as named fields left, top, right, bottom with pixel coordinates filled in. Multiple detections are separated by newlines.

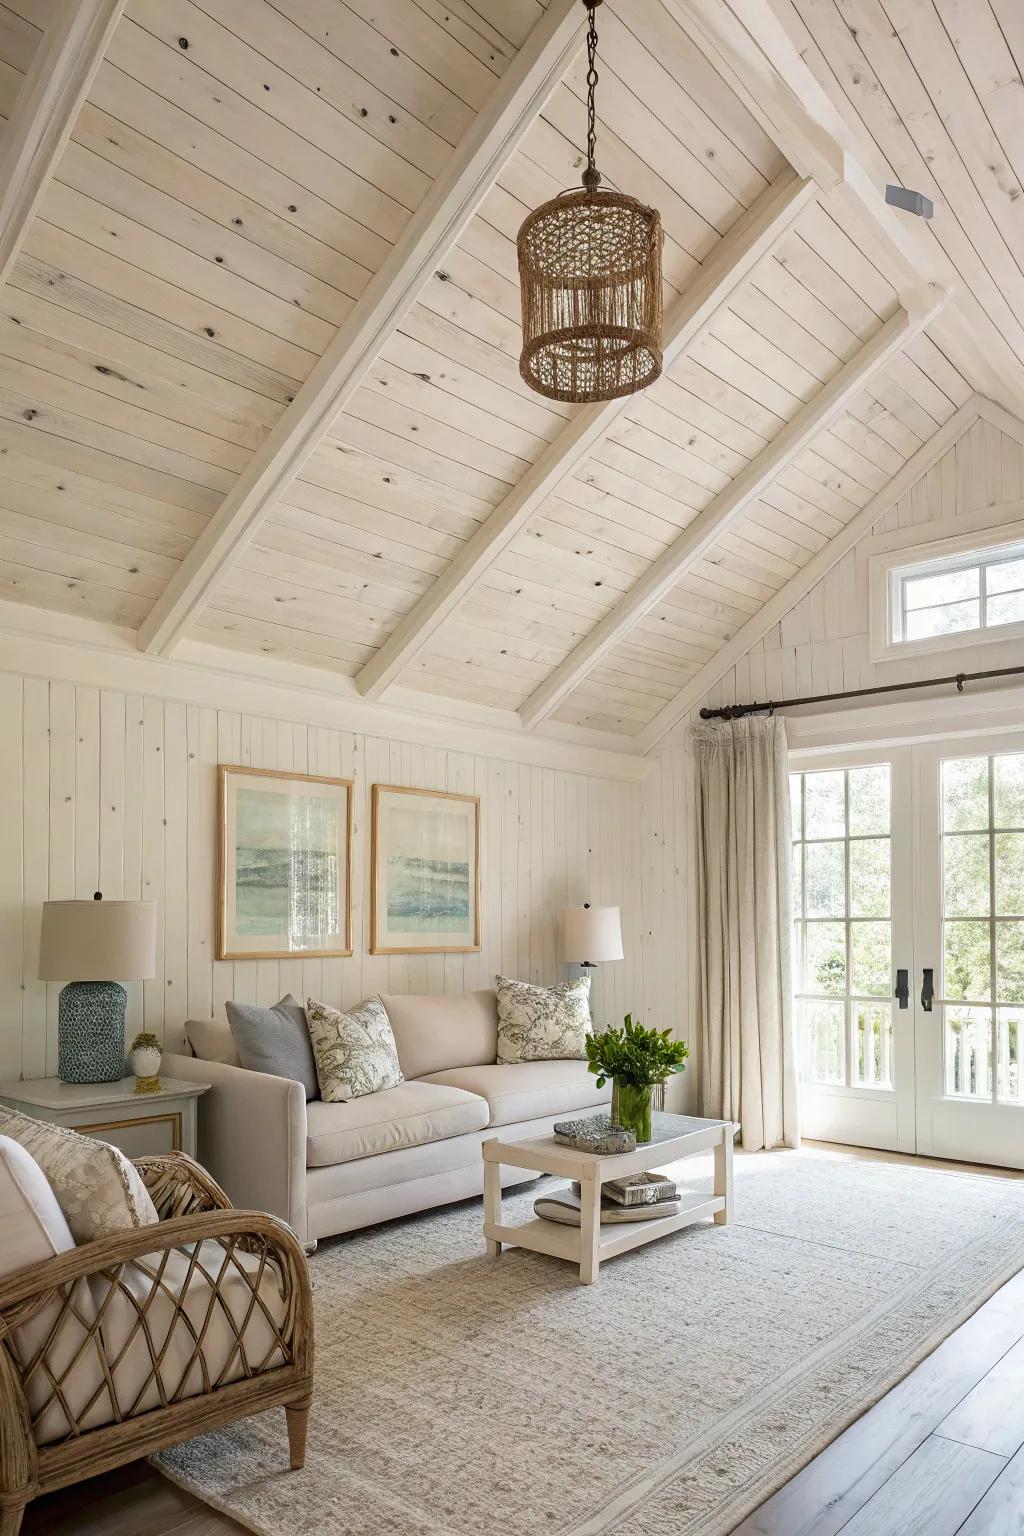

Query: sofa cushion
left=305, top=1080, right=489, bottom=1167
left=381, top=990, right=498, bottom=1079
left=227, top=994, right=319, bottom=1100
left=421, top=1060, right=609, bottom=1127
left=185, top=1016, right=241, bottom=1067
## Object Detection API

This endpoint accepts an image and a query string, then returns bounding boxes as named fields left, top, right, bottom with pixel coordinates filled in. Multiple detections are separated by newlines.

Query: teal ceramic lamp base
left=57, top=981, right=127, bottom=1084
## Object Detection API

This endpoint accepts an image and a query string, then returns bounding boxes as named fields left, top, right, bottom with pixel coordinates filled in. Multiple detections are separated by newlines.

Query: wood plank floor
left=23, top=1143, right=1024, bottom=1536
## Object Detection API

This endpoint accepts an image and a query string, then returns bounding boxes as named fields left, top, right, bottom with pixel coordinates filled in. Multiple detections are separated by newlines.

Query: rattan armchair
left=0, top=1150, right=314, bottom=1535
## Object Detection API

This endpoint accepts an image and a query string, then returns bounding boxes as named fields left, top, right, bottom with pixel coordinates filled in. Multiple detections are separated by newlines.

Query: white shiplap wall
left=0, top=668, right=669, bottom=1085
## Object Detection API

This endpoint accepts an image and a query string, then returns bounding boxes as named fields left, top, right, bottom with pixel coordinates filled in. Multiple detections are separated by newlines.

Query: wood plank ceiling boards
left=0, top=0, right=1014, bottom=754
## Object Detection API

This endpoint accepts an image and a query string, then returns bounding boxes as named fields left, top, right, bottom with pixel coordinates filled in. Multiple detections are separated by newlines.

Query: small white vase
left=131, top=1044, right=162, bottom=1089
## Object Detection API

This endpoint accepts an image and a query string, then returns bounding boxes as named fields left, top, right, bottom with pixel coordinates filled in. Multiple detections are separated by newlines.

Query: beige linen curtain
left=692, top=716, right=798, bottom=1151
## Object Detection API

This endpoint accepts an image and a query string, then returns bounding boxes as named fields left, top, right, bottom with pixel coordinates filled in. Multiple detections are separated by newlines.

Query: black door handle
left=921, top=967, right=934, bottom=1012
left=895, top=968, right=909, bottom=1009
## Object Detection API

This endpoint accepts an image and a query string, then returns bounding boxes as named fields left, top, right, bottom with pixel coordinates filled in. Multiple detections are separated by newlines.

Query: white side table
left=0, top=1076, right=210, bottom=1160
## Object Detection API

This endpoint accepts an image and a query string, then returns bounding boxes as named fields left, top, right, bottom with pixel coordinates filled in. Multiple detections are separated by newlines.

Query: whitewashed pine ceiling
left=0, top=0, right=1020, bottom=749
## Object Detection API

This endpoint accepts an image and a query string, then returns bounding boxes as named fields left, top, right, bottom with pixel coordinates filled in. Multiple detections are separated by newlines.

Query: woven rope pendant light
left=518, top=0, right=663, bottom=404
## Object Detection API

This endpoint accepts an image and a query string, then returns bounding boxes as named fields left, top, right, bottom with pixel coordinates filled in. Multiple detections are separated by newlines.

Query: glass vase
left=611, top=1079, right=653, bottom=1142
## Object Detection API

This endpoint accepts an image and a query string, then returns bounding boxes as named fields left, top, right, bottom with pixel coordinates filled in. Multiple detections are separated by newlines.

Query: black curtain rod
left=698, top=663, right=1024, bottom=722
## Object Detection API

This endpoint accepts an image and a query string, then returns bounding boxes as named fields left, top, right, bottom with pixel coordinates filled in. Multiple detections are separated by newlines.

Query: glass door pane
left=792, top=765, right=894, bottom=1090
left=939, top=752, right=1024, bottom=1106
left=789, top=749, right=915, bottom=1153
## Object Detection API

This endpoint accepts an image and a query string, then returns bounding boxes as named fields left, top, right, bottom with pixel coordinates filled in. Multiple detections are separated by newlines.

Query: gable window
left=870, top=524, right=1024, bottom=661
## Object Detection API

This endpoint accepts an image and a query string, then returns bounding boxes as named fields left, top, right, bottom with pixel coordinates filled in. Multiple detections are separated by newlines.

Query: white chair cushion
left=421, top=1060, right=610, bottom=1127
left=0, top=1132, right=74, bottom=1270
left=304, top=1080, right=489, bottom=1168
left=0, top=1108, right=158, bottom=1244
left=90, top=1239, right=289, bottom=1424
left=0, top=1136, right=113, bottom=1447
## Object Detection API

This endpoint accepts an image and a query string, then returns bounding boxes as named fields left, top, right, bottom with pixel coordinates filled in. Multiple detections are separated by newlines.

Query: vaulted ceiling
left=0, top=0, right=1021, bottom=753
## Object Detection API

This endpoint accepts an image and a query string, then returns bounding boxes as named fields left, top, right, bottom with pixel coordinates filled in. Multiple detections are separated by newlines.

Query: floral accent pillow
left=306, top=996, right=404, bottom=1101
left=495, top=974, right=592, bottom=1064
left=0, top=1108, right=159, bottom=1243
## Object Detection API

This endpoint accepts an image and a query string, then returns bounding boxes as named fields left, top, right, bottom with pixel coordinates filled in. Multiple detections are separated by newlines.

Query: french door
left=791, top=748, right=917, bottom=1154
left=791, top=735, right=1024, bottom=1169
left=914, top=735, right=1024, bottom=1166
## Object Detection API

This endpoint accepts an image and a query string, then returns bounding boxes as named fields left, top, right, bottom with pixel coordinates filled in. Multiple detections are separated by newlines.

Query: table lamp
left=561, top=903, right=623, bottom=968
left=39, top=894, right=157, bottom=1084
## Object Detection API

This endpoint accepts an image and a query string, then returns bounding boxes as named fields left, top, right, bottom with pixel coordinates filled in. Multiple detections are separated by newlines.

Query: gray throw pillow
left=225, top=994, right=319, bottom=1101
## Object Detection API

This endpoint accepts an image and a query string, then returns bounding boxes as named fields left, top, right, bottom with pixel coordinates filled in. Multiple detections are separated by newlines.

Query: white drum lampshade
left=39, top=896, right=157, bottom=1085
left=561, top=904, right=623, bottom=966
left=39, top=898, right=156, bottom=983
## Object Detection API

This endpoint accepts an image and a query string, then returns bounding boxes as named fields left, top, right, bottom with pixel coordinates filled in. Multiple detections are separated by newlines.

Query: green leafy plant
left=585, top=1013, right=689, bottom=1089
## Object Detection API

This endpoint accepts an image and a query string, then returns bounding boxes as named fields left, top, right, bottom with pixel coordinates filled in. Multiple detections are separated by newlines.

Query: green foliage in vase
left=585, top=1013, right=689, bottom=1090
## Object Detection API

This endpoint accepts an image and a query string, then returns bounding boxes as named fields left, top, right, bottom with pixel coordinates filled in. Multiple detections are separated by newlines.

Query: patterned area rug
left=157, top=1148, right=1024, bottom=1536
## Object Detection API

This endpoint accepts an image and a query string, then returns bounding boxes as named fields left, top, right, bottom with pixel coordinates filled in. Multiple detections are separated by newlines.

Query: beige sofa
left=165, top=989, right=609, bottom=1245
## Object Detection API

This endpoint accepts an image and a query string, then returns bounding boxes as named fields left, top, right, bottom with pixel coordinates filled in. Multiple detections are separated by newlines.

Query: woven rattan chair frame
left=0, top=1151, right=313, bottom=1535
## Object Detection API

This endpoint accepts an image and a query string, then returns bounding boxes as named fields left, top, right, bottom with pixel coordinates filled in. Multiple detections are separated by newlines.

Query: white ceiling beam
left=664, top=0, right=1024, bottom=410
left=137, top=0, right=585, bottom=658
left=0, top=0, right=126, bottom=287
left=355, top=170, right=816, bottom=702
left=635, top=396, right=990, bottom=752
left=518, top=286, right=949, bottom=731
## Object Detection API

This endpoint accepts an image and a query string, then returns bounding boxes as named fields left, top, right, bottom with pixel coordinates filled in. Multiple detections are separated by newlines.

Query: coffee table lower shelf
left=484, top=1192, right=725, bottom=1268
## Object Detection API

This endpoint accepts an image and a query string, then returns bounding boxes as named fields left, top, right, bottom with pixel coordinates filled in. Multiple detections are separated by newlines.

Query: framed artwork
left=218, top=766, right=353, bottom=960
left=371, top=785, right=480, bottom=954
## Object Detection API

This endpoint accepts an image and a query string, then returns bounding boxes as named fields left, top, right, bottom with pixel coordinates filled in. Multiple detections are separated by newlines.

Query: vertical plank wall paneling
left=0, top=672, right=672, bottom=1085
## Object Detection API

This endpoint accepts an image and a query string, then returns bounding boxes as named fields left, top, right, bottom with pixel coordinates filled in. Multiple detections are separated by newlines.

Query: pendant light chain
left=516, top=0, right=663, bottom=403
left=583, top=2, right=601, bottom=192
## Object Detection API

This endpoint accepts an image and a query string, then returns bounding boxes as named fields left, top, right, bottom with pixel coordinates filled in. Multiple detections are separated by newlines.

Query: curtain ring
left=956, top=673, right=965, bottom=694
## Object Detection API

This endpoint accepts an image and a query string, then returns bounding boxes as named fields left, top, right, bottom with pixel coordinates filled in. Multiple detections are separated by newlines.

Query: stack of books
left=534, top=1173, right=681, bottom=1227
left=599, top=1171, right=678, bottom=1207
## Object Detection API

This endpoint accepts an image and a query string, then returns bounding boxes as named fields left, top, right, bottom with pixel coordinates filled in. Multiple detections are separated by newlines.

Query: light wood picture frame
left=218, top=765, right=353, bottom=960
left=371, top=784, right=481, bottom=954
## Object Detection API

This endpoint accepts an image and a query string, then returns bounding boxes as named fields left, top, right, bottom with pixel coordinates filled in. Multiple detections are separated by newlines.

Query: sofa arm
left=163, top=1054, right=307, bottom=1242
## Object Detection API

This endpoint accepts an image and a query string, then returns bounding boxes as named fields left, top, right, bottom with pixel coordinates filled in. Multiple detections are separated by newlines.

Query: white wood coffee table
left=482, top=1112, right=739, bottom=1285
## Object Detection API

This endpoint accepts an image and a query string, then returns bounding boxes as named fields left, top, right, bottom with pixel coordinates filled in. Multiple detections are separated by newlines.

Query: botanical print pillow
left=495, top=974, right=592, bottom=1064
left=306, top=996, right=404, bottom=1101
left=0, top=1108, right=159, bottom=1243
